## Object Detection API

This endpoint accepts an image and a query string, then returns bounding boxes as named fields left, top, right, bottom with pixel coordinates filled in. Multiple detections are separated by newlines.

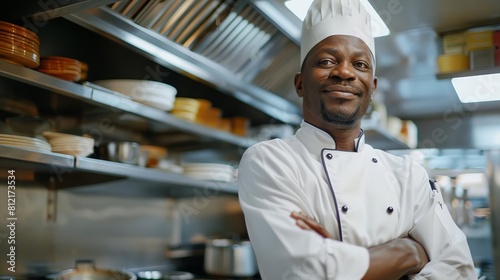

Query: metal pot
left=50, top=260, right=136, bottom=280
left=135, top=270, right=194, bottom=280
left=98, top=142, right=141, bottom=165
left=204, top=236, right=258, bottom=277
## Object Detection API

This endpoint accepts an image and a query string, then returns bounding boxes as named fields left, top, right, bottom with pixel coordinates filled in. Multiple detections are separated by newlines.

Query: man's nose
left=328, top=61, right=356, bottom=80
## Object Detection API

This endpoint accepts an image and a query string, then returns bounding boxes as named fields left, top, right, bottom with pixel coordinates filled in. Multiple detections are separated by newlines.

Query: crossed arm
left=291, top=211, right=429, bottom=280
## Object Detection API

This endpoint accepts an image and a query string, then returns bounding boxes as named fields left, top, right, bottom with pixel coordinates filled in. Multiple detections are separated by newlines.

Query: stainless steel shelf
left=0, top=145, right=237, bottom=196
left=75, top=157, right=238, bottom=194
left=436, top=66, right=500, bottom=80
left=91, top=89, right=258, bottom=147
left=362, top=122, right=410, bottom=151
left=0, top=145, right=74, bottom=168
left=64, top=6, right=303, bottom=125
left=0, top=60, right=92, bottom=101
left=0, top=60, right=257, bottom=148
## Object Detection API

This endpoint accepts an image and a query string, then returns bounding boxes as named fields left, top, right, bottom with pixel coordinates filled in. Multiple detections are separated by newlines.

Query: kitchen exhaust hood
left=62, top=0, right=305, bottom=125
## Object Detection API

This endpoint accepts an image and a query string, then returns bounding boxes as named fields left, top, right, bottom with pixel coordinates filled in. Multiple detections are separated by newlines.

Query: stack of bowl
left=42, top=131, right=95, bottom=157
left=93, top=79, right=177, bottom=111
left=172, top=98, right=227, bottom=129
left=182, top=163, right=235, bottom=182
left=171, top=98, right=202, bottom=121
left=0, top=21, right=40, bottom=68
left=230, top=117, right=250, bottom=136
left=37, top=56, right=84, bottom=82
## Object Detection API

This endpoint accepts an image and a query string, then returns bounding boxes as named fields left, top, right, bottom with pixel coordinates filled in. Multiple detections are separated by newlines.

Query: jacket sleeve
left=238, top=141, right=369, bottom=280
left=406, top=158, right=476, bottom=280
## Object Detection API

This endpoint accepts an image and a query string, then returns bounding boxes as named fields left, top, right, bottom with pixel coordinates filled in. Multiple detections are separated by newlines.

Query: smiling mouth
left=323, top=87, right=360, bottom=99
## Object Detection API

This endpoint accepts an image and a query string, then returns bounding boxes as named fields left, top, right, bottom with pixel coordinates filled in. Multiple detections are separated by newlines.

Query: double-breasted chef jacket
left=238, top=121, right=476, bottom=280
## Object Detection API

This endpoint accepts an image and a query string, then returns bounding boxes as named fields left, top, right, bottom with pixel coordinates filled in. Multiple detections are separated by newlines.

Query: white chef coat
left=238, top=121, right=476, bottom=280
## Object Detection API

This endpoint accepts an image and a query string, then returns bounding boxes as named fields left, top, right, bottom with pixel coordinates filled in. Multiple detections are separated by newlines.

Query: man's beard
left=320, top=99, right=360, bottom=127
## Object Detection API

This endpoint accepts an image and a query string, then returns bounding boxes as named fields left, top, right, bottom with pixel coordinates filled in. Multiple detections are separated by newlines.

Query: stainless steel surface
left=487, top=150, right=500, bottom=278
left=74, top=156, right=238, bottom=194
left=64, top=5, right=303, bottom=125
left=204, top=238, right=258, bottom=277
left=0, top=60, right=92, bottom=101
left=136, top=270, right=194, bottom=280
left=0, top=145, right=237, bottom=196
left=0, top=183, right=245, bottom=276
left=362, top=121, right=410, bottom=150
left=0, top=145, right=74, bottom=167
left=0, top=0, right=117, bottom=21
left=99, top=142, right=141, bottom=165
left=0, top=60, right=258, bottom=148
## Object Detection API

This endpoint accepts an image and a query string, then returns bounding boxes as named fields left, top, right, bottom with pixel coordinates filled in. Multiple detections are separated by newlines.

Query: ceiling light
left=284, top=0, right=390, bottom=37
left=451, top=73, right=500, bottom=103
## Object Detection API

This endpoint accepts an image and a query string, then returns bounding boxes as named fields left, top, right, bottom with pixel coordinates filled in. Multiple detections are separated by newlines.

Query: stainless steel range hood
left=63, top=0, right=304, bottom=125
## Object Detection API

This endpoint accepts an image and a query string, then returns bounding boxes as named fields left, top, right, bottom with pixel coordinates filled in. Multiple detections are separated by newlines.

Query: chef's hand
left=291, top=211, right=429, bottom=279
left=290, top=211, right=332, bottom=238
left=363, top=237, right=429, bottom=280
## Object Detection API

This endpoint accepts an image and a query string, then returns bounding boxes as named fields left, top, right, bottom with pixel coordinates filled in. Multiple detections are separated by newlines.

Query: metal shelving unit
left=436, top=66, right=500, bottom=80
left=0, top=145, right=237, bottom=197
left=0, top=60, right=258, bottom=149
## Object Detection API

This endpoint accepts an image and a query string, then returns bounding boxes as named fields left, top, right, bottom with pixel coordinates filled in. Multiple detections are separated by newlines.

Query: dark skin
left=292, top=35, right=429, bottom=279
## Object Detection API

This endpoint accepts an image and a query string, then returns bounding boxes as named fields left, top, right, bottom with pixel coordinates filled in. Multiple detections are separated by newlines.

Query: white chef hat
left=300, top=0, right=375, bottom=67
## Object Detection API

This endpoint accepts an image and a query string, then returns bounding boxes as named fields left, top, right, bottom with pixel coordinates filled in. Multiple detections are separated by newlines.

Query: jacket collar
left=295, top=120, right=365, bottom=154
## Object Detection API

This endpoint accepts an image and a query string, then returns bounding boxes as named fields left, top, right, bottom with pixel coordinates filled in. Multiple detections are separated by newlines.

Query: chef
left=237, top=0, right=477, bottom=279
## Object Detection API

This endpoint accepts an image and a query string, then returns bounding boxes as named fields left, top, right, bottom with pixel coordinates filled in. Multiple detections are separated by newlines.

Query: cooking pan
left=49, top=260, right=136, bottom=280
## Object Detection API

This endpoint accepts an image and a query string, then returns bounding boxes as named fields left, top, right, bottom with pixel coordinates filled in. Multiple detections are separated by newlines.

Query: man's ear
left=294, top=72, right=303, bottom=98
left=371, top=76, right=378, bottom=100
left=372, top=76, right=378, bottom=92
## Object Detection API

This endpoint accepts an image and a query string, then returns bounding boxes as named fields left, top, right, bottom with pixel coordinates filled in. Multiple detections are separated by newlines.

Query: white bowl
left=93, top=79, right=177, bottom=101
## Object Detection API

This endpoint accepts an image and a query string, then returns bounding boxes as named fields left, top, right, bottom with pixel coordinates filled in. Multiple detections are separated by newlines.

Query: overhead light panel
left=451, top=73, right=500, bottom=103
left=284, top=0, right=390, bottom=37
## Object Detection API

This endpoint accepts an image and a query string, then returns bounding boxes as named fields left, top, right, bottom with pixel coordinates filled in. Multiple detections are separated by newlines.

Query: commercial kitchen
left=0, top=0, right=499, bottom=279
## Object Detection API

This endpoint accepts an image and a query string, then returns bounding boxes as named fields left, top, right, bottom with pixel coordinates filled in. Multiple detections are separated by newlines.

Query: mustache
left=321, top=79, right=364, bottom=96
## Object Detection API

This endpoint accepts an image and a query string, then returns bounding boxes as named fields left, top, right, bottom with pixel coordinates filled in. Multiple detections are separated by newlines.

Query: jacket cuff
left=325, top=238, right=370, bottom=279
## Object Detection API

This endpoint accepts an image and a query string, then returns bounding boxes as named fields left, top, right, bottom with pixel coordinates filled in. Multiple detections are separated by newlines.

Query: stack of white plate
left=0, top=134, right=51, bottom=152
left=182, top=163, right=235, bottom=182
left=92, top=79, right=177, bottom=111
left=42, top=131, right=95, bottom=157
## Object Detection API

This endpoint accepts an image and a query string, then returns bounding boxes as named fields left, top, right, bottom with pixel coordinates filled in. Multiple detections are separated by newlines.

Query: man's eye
left=319, top=59, right=334, bottom=66
left=354, top=62, right=369, bottom=68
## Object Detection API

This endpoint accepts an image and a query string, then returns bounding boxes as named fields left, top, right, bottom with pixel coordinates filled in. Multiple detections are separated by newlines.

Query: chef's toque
left=300, top=0, right=375, bottom=67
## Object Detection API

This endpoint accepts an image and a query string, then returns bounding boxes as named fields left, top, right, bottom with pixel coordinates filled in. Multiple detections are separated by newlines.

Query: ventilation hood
left=62, top=0, right=305, bottom=125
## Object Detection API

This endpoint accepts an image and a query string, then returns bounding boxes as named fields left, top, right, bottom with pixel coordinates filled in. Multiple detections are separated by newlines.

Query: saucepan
left=204, top=234, right=258, bottom=277
left=49, top=260, right=136, bottom=280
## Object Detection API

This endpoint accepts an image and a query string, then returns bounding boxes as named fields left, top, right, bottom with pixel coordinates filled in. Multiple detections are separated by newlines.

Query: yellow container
left=443, top=32, right=465, bottom=54
left=437, top=53, right=469, bottom=74
left=466, top=30, right=493, bottom=51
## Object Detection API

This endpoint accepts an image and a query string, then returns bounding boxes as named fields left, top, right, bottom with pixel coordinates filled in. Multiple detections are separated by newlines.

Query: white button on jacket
left=238, top=121, right=476, bottom=280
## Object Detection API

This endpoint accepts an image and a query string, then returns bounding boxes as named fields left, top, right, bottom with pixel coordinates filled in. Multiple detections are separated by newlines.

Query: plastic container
left=442, top=32, right=466, bottom=54
left=437, top=53, right=469, bottom=74
left=466, top=30, right=493, bottom=51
